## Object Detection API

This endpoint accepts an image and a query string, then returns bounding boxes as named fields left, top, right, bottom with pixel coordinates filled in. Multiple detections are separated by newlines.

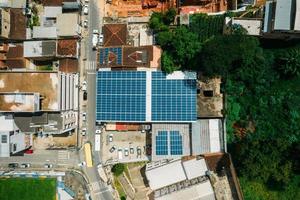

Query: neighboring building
left=0, top=115, right=30, bottom=157
left=99, top=45, right=162, bottom=69
left=42, top=0, right=63, bottom=6
left=263, top=0, right=300, bottom=33
left=180, top=0, right=228, bottom=15
left=231, top=18, right=262, bottom=36
left=96, top=71, right=197, bottom=122
left=0, top=44, right=27, bottom=69
left=56, top=13, right=80, bottom=37
left=59, top=58, right=79, bottom=73
left=0, top=8, right=10, bottom=39
left=33, top=26, right=58, bottom=39
left=62, top=0, right=81, bottom=11
left=146, top=158, right=216, bottom=200
left=0, top=0, right=27, bottom=9
left=9, top=8, right=26, bottom=40
left=191, top=119, right=225, bottom=155
left=102, top=24, right=127, bottom=47
left=151, top=124, right=191, bottom=161
left=44, top=6, right=63, bottom=18
left=14, top=111, right=77, bottom=135
left=57, top=39, right=79, bottom=58
left=0, top=72, right=79, bottom=112
left=23, top=40, right=57, bottom=59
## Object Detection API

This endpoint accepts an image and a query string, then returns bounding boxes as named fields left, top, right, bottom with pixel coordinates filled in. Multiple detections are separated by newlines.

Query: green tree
left=111, top=164, right=125, bottom=177
left=275, top=48, right=300, bottom=78
left=161, top=52, right=178, bottom=73
left=163, top=8, right=177, bottom=25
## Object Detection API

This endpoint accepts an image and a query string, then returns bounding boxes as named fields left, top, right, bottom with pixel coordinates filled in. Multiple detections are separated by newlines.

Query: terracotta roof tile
left=103, top=24, right=127, bottom=47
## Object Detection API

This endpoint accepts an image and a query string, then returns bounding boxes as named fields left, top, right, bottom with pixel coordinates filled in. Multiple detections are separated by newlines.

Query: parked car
left=124, top=148, right=129, bottom=157
left=99, top=34, right=104, bottom=45
left=82, top=112, right=87, bottom=121
left=81, top=127, right=87, bottom=136
left=8, top=163, right=19, bottom=168
left=25, top=149, right=33, bottom=154
left=83, top=5, right=88, bottom=15
left=137, top=146, right=141, bottom=157
left=118, top=148, right=123, bottom=160
left=95, top=128, right=102, bottom=134
left=82, top=81, right=87, bottom=91
left=109, top=145, right=116, bottom=153
left=83, top=19, right=88, bottom=28
left=78, top=161, right=86, bottom=167
left=92, top=33, right=98, bottom=49
left=44, top=164, right=53, bottom=168
left=20, top=163, right=31, bottom=168
left=130, top=147, right=134, bottom=154
left=108, top=134, right=113, bottom=142
left=83, top=91, right=87, bottom=101
left=85, top=0, right=89, bottom=3
left=93, top=29, right=99, bottom=34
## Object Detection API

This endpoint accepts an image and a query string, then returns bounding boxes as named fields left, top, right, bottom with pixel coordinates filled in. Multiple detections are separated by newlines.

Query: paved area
left=101, top=130, right=148, bottom=164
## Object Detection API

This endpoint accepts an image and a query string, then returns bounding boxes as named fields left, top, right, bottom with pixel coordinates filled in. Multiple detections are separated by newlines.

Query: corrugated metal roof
left=274, top=0, right=293, bottom=30
left=33, top=26, right=57, bottom=39
left=263, top=1, right=273, bottom=33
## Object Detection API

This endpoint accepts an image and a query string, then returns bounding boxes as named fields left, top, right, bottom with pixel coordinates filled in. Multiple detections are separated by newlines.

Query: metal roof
left=274, top=0, right=293, bottom=30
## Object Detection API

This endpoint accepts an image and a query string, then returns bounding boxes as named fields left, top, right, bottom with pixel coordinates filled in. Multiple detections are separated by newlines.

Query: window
left=1, top=135, right=7, bottom=143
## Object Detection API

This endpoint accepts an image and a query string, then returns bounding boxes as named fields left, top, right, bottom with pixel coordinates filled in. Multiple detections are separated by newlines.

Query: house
left=0, top=0, right=27, bottom=9
left=0, top=8, right=10, bottom=39
left=146, top=157, right=216, bottom=200
left=0, top=71, right=79, bottom=112
left=99, top=45, right=161, bottom=69
left=57, top=13, right=80, bottom=38
left=33, top=27, right=58, bottom=39
left=9, top=8, right=26, bottom=40
left=24, top=40, right=57, bottom=59
left=57, top=39, right=79, bottom=58
left=180, top=0, right=229, bottom=15
left=59, top=58, right=79, bottom=73
left=231, top=18, right=262, bottom=36
left=0, top=114, right=31, bottom=157
left=0, top=44, right=27, bottom=70
left=102, top=24, right=127, bottom=47
left=42, top=0, right=63, bottom=6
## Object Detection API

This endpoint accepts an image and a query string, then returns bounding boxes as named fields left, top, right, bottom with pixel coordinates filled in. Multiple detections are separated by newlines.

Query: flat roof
left=23, top=41, right=56, bottom=57
left=295, top=0, right=300, bottom=31
left=232, top=18, right=262, bottom=36
left=0, top=72, right=59, bottom=111
left=0, top=93, right=40, bottom=112
left=44, top=6, right=62, bottom=18
left=274, top=0, right=293, bottom=30
left=57, top=13, right=79, bottom=36
left=33, top=26, right=57, bottom=39
left=9, top=8, right=26, bottom=40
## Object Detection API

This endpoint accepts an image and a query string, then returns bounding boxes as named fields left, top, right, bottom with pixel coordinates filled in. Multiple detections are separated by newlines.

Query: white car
left=83, top=5, right=88, bottom=15
left=82, top=81, right=87, bottom=91
left=99, top=34, right=104, bottom=45
left=92, top=34, right=98, bottom=49
left=95, top=129, right=102, bottom=134
left=82, top=112, right=87, bottom=121
left=108, top=134, right=113, bottom=142
left=83, top=20, right=88, bottom=28
left=44, top=164, right=53, bottom=168
left=20, top=163, right=31, bottom=168
left=81, top=128, right=87, bottom=136
left=78, top=161, right=86, bottom=167
left=93, top=29, right=99, bottom=34
left=124, top=148, right=129, bottom=157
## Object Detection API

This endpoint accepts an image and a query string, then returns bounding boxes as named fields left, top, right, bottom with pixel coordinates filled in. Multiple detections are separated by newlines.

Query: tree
left=156, top=31, right=173, bottom=48
left=163, top=8, right=176, bottom=25
left=275, top=48, right=300, bottom=78
left=111, top=164, right=125, bottom=177
left=161, top=52, right=178, bottom=73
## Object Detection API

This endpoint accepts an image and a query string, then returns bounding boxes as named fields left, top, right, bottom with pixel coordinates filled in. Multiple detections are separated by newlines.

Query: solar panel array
left=155, top=130, right=183, bottom=156
left=152, top=72, right=197, bottom=121
left=99, top=47, right=122, bottom=65
left=156, top=131, right=168, bottom=155
left=170, top=131, right=183, bottom=155
left=96, top=71, right=146, bottom=121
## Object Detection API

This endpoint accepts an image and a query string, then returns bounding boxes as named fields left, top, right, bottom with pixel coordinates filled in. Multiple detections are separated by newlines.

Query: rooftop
left=232, top=18, right=262, bottom=36
left=57, top=39, right=78, bottom=58
left=0, top=93, right=40, bottom=112
left=42, top=0, right=62, bottom=6
left=9, top=8, right=26, bottom=40
left=23, top=40, right=57, bottom=58
left=103, top=24, right=127, bottom=47
left=99, top=45, right=162, bottom=69
left=59, top=58, right=78, bottom=73
left=0, top=72, right=59, bottom=111
left=57, top=13, right=79, bottom=37
left=180, top=0, right=228, bottom=14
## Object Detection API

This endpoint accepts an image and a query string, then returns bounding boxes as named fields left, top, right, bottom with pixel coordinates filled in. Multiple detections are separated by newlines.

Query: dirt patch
left=33, top=134, right=76, bottom=149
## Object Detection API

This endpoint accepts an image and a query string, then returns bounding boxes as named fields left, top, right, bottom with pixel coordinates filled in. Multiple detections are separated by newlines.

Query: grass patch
left=37, top=65, right=53, bottom=71
left=0, top=178, right=56, bottom=200
left=127, top=161, right=147, bottom=168
left=113, top=177, right=126, bottom=200
left=124, top=165, right=132, bottom=183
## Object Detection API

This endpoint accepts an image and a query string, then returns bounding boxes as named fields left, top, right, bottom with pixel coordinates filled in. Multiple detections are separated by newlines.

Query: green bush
left=111, top=164, right=125, bottom=177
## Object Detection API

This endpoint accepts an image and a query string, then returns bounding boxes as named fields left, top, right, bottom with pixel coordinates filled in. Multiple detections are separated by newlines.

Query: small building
left=145, top=158, right=216, bottom=200
left=191, top=119, right=225, bottom=155
left=102, top=24, right=127, bottom=47
left=59, top=58, right=79, bottom=73
left=57, top=39, right=79, bottom=58
left=151, top=124, right=191, bottom=161
left=23, top=40, right=57, bottom=59
left=33, top=26, right=58, bottom=39
left=57, top=13, right=80, bottom=37
left=9, top=8, right=26, bottom=40
left=42, top=0, right=63, bottom=6
left=0, top=44, right=27, bottom=69
left=0, top=8, right=10, bottom=39
left=231, top=18, right=262, bottom=36
left=0, top=0, right=27, bottom=9
left=44, top=6, right=63, bottom=18
left=0, top=115, right=30, bottom=157
left=180, top=0, right=229, bottom=15
left=99, top=45, right=161, bottom=69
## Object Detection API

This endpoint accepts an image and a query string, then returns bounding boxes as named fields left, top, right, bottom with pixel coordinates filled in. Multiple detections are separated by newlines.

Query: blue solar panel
left=151, top=72, right=197, bottom=122
left=156, top=131, right=168, bottom=155
left=170, top=131, right=183, bottom=155
left=99, top=47, right=122, bottom=65
left=96, top=71, right=146, bottom=122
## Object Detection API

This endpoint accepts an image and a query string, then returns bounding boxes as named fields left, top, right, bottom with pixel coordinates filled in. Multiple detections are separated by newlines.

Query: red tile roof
left=9, top=9, right=26, bottom=40
left=103, top=24, right=127, bottom=47
left=57, top=39, right=78, bottom=58
left=59, top=58, right=78, bottom=73
left=42, top=0, right=62, bottom=6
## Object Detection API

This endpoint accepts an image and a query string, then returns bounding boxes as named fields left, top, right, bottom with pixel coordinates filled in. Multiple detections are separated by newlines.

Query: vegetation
left=111, top=163, right=125, bottom=177
left=149, top=8, right=300, bottom=200
left=113, top=178, right=126, bottom=200
left=0, top=178, right=56, bottom=200
left=37, top=65, right=53, bottom=71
